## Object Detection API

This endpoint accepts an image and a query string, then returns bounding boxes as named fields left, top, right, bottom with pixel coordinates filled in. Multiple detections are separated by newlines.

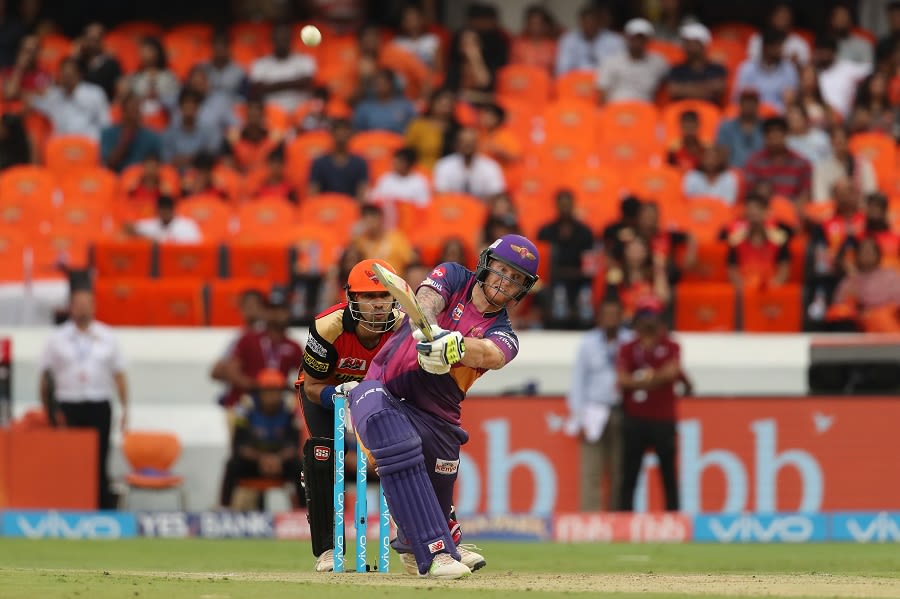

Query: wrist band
left=320, top=385, right=336, bottom=410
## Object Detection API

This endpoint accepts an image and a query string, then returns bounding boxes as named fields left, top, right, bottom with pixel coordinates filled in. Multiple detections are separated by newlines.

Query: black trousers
left=58, top=400, right=115, bottom=510
left=619, top=415, right=679, bottom=512
left=299, top=386, right=332, bottom=439
left=220, top=455, right=304, bottom=507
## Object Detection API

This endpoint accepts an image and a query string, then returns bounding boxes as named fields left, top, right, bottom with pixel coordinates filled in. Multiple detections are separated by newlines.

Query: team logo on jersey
left=510, top=244, right=537, bottom=260
left=314, top=446, right=331, bottom=461
left=451, top=302, right=464, bottom=321
left=468, top=326, right=484, bottom=338
left=431, top=266, right=446, bottom=278
left=338, top=357, right=367, bottom=371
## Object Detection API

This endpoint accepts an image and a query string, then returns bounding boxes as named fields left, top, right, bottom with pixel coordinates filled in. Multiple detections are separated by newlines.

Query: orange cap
left=256, top=368, right=285, bottom=389
left=347, top=259, right=396, bottom=293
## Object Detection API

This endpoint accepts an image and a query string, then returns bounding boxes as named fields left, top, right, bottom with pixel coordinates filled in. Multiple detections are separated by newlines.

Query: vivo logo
left=839, top=512, right=900, bottom=543
left=6, top=511, right=134, bottom=539
left=700, top=515, right=821, bottom=543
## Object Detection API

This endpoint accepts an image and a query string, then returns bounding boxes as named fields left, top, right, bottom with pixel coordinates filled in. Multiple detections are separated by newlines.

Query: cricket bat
left=371, top=263, right=435, bottom=342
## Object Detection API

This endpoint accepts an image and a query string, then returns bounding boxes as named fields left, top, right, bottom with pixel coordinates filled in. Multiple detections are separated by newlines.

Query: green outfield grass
left=1, top=539, right=899, bottom=599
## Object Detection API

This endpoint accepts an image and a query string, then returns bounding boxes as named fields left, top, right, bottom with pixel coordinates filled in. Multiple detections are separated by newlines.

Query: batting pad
left=364, top=408, right=459, bottom=574
left=302, top=437, right=335, bottom=557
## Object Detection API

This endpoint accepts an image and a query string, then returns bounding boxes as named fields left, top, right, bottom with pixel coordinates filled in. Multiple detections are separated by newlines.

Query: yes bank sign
left=2, top=511, right=137, bottom=539
left=457, top=397, right=900, bottom=515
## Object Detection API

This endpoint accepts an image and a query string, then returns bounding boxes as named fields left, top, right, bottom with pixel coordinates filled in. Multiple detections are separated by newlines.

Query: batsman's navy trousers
left=349, top=380, right=468, bottom=518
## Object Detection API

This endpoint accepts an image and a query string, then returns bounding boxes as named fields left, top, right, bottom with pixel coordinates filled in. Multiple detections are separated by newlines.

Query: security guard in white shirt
left=39, top=288, right=129, bottom=509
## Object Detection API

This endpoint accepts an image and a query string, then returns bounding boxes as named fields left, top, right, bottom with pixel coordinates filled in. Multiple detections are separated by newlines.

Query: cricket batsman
left=295, top=259, right=401, bottom=572
left=346, top=234, right=540, bottom=579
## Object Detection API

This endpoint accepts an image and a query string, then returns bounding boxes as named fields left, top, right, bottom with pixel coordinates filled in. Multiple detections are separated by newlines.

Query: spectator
left=666, top=110, right=704, bottom=171
left=814, top=35, right=871, bottom=119
left=39, top=288, right=128, bottom=509
left=876, top=1, right=900, bottom=62
left=813, top=126, right=878, bottom=202
left=446, top=27, right=495, bottom=103
left=438, top=237, right=472, bottom=267
left=100, top=92, right=162, bottom=172
left=715, top=89, right=764, bottom=168
left=722, top=194, right=792, bottom=291
left=127, top=37, right=180, bottom=115
left=597, top=19, right=668, bottom=104
left=683, top=145, right=739, bottom=205
left=481, top=193, right=520, bottom=247
left=250, top=22, right=316, bottom=112
left=180, top=65, right=239, bottom=134
left=602, top=195, right=643, bottom=255
left=742, top=116, right=812, bottom=207
left=606, top=236, right=671, bottom=319
left=566, top=297, right=633, bottom=511
left=555, top=3, right=624, bottom=76
left=477, top=101, right=522, bottom=169
left=295, top=86, right=338, bottom=133
left=181, top=152, right=228, bottom=199
left=849, top=72, right=898, bottom=136
left=538, top=189, right=595, bottom=328
left=617, top=296, right=682, bottom=512
left=433, top=127, right=505, bottom=200
left=0, top=112, right=31, bottom=168
left=2, top=34, right=48, bottom=101
left=252, top=145, right=296, bottom=203
left=226, top=96, right=279, bottom=173
left=369, top=146, right=431, bottom=207
left=349, top=24, right=383, bottom=104
left=647, top=0, right=698, bottom=43
left=352, top=68, right=416, bottom=134
left=404, top=87, right=460, bottom=170
left=308, top=118, right=369, bottom=201
left=785, top=103, right=831, bottom=166
left=125, top=195, right=202, bottom=244
left=351, top=203, right=415, bottom=274
left=318, top=244, right=364, bottom=308
left=665, top=23, right=726, bottom=105
left=511, top=4, right=559, bottom=74
left=162, top=89, right=223, bottom=171
left=838, top=192, right=900, bottom=270
left=309, top=0, right=364, bottom=33
left=813, top=177, right=865, bottom=280
left=747, top=1, right=811, bottom=65
left=635, top=201, right=696, bottom=279
left=828, top=2, right=874, bottom=66
left=219, top=368, right=303, bottom=509
left=392, top=3, right=443, bottom=72
left=733, top=29, right=798, bottom=111
left=204, top=29, right=247, bottom=101
left=783, top=64, right=834, bottom=130
left=73, top=22, right=122, bottom=101
left=29, top=56, right=110, bottom=140
left=832, top=236, right=900, bottom=332
left=125, top=152, right=177, bottom=205
left=212, top=286, right=305, bottom=408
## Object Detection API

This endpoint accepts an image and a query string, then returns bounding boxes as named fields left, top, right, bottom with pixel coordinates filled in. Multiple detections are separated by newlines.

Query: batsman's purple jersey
left=364, top=262, right=520, bottom=426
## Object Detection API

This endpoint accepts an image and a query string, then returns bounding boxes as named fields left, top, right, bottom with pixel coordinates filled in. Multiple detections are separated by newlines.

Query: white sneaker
left=423, top=552, right=471, bottom=579
left=315, top=549, right=334, bottom=572
left=399, top=551, right=418, bottom=575
left=457, top=544, right=486, bottom=572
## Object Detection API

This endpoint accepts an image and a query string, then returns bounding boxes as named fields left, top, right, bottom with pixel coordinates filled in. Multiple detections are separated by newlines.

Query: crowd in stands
left=1, top=0, right=900, bottom=333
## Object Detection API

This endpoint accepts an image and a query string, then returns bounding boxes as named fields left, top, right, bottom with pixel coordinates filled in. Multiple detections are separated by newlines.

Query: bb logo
left=338, top=357, right=367, bottom=371
left=451, top=303, right=464, bottom=321
left=427, top=539, right=445, bottom=554
left=314, top=446, right=330, bottom=461
left=431, top=266, right=446, bottom=278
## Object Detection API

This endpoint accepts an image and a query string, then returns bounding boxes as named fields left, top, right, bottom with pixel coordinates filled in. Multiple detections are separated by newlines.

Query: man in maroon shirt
left=216, top=286, right=305, bottom=408
left=742, top=116, right=812, bottom=208
left=616, top=296, right=682, bottom=511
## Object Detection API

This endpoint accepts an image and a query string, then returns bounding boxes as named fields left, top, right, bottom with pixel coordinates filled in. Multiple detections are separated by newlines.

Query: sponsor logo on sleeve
left=431, top=266, right=446, bottom=278
left=435, top=458, right=460, bottom=475
left=303, top=352, right=329, bottom=373
left=305, top=335, right=328, bottom=358
left=423, top=277, right=443, bottom=291
left=491, top=331, right=519, bottom=352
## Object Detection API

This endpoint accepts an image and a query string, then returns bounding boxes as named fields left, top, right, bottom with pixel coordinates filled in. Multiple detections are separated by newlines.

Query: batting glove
left=334, top=381, right=359, bottom=396
left=415, top=329, right=466, bottom=375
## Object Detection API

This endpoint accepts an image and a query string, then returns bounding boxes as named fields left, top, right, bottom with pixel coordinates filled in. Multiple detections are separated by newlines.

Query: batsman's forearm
left=416, top=286, right=446, bottom=325
left=460, top=338, right=505, bottom=370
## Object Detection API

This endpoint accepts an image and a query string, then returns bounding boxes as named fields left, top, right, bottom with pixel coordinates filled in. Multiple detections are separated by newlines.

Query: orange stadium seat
left=542, top=100, right=600, bottom=151
left=678, top=197, right=734, bottom=242
left=681, top=242, right=730, bottom=283
left=849, top=132, right=896, bottom=190
left=288, top=225, right=345, bottom=274
left=51, top=196, right=111, bottom=236
left=177, top=194, right=235, bottom=241
left=496, top=64, right=552, bottom=108
left=742, top=284, right=803, bottom=332
left=167, top=23, right=214, bottom=43
left=707, top=38, right=746, bottom=73
left=661, top=100, right=722, bottom=145
left=31, top=226, right=92, bottom=279
left=112, top=21, right=165, bottom=40
left=348, top=130, right=405, bottom=180
left=37, top=33, right=72, bottom=76
left=379, top=43, right=430, bottom=100
left=236, top=197, right=296, bottom=239
left=647, top=39, right=685, bottom=66
left=148, top=279, right=207, bottom=326
left=412, top=194, right=486, bottom=260
left=622, top=165, right=683, bottom=207
left=536, top=141, right=595, bottom=182
left=712, top=23, right=757, bottom=46
left=296, top=193, right=359, bottom=243
left=208, top=278, right=267, bottom=326
left=59, top=167, right=118, bottom=205
left=119, top=430, right=186, bottom=509
left=0, top=165, right=56, bottom=232
left=768, top=195, right=800, bottom=229
left=103, top=32, right=141, bottom=73
left=675, top=283, right=737, bottom=332
left=596, top=101, right=661, bottom=168
left=554, top=69, right=598, bottom=104
left=92, top=239, right=154, bottom=278
left=44, top=135, right=100, bottom=175
left=494, top=97, right=539, bottom=146
left=227, top=241, right=292, bottom=283
left=157, top=243, right=222, bottom=279
left=163, top=34, right=212, bottom=79
left=94, top=279, right=150, bottom=324
left=0, top=228, right=26, bottom=282
left=119, top=163, right=181, bottom=197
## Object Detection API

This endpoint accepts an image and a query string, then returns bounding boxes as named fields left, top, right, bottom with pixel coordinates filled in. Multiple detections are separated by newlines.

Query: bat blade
left=371, top=263, right=434, bottom=341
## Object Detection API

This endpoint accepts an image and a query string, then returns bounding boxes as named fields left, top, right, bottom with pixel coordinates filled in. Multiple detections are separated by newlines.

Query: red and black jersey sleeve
left=302, top=324, right=339, bottom=380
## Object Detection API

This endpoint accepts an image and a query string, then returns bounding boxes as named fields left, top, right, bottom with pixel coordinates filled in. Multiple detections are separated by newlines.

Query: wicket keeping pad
left=302, top=437, right=335, bottom=557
